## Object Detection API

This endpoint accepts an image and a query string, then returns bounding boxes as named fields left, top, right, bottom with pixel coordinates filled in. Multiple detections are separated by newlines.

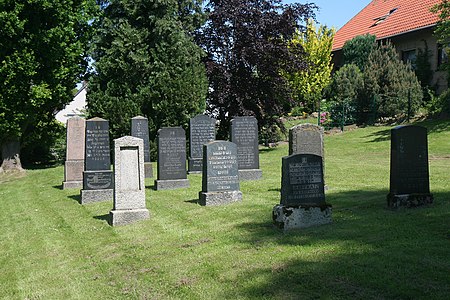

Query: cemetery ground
left=1, top=120, right=449, bottom=299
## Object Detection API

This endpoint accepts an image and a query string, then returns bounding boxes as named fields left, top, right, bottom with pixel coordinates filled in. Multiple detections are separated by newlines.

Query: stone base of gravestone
left=188, top=158, right=202, bottom=174
left=387, top=193, right=433, bottom=209
left=109, top=208, right=150, bottom=226
left=62, top=160, right=84, bottom=189
left=272, top=204, right=332, bottom=230
left=199, top=191, right=243, bottom=206
left=144, top=162, right=153, bottom=178
left=81, top=189, right=113, bottom=204
left=154, top=179, right=190, bottom=190
left=238, top=169, right=262, bottom=181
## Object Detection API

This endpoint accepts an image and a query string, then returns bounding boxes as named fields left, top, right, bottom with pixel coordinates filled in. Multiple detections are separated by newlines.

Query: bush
left=428, top=89, right=450, bottom=116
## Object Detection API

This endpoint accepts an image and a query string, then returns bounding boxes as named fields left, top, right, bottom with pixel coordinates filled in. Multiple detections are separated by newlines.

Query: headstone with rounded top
left=230, top=116, right=262, bottom=180
left=155, top=127, right=189, bottom=190
left=80, top=117, right=113, bottom=204
left=387, top=125, right=433, bottom=208
left=131, top=116, right=153, bottom=178
left=62, top=117, right=85, bottom=189
left=199, top=140, right=242, bottom=206
left=110, top=136, right=150, bottom=226
left=188, top=114, right=216, bottom=173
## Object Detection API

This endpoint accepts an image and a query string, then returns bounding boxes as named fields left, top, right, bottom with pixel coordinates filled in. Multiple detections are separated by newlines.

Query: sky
left=282, top=0, right=373, bottom=30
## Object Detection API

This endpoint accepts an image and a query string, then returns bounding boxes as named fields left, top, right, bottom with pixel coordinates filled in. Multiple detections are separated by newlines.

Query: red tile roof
left=332, top=0, right=441, bottom=51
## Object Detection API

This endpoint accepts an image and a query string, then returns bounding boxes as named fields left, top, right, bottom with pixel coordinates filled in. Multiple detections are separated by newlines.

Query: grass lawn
left=0, top=119, right=449, bottom=299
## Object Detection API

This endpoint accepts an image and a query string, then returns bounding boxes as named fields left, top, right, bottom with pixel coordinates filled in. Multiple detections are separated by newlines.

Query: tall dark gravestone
left=155, top=127, right=189, bottom=190
left=199, top=141, right=242, bottom=206
left=230, top=116, right=262, bottom=180
left=80, top=117, right=113, bottom=204
left=188, top=114, right=216, bottom=173
left=273, top=154, right=332, bottom=230
left=62, top=117, right=85, bottom=189
left=387, top=125, right=433, bottom=208
left=131, top=116, right=153, bottom=178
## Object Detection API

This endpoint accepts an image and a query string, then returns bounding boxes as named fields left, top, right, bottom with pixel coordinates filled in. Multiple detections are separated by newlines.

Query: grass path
left=0, top=120, right=449, bottom=299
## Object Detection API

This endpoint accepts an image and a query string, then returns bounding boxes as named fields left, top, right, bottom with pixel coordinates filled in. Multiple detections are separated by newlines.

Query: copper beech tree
left=197, top=0, right=317, bottom=139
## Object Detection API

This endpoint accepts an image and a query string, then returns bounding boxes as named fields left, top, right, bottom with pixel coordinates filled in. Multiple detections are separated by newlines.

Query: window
left=438, top=44, right=449, bottom=68
left=402, top=49, right=416, bottom=68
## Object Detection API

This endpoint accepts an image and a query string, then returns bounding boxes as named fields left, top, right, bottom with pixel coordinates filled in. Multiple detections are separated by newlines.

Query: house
left=55, top=82, right=87, bottom=124
left=332, top=0, right=447, bottom=93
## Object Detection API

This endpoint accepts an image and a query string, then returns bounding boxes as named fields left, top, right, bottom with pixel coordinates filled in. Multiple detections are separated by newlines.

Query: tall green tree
left=432, top=0, right=450, bottom=77
left=342, top=34, right=377, bottom=71
left=286, top=19, right=335, bottom=112
left=0, top=0, right=97, bottom=172
left=87, top=0, right=207, bottom=152
left=197, top=0, right=316, bottom=138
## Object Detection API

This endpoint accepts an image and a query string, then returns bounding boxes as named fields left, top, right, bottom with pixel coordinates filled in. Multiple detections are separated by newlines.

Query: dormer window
left=371, top=7, right=399, bottom=27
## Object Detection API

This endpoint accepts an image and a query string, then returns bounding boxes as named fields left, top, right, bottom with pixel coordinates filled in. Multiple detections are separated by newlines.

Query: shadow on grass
left=93, top=214, right=110, bottom=224
left=365, top=128, right=391, bottom=143
left=67, top=194, right=81, bottom=204
left=23, top=163, right=61, bottom=170
left=185, top=199, right=199, bottom=204
left=259, top=147, right=279, bottom=153
left=222, top=189, right=450, bottom=299
left=52, top=184, right=63, bottom=190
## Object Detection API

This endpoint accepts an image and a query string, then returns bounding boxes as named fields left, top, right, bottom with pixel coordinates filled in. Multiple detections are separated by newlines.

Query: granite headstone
left=131, top=116, right=153, bottom=178
left=230, top=116, right=262, bottom=180
left=62, top=117, right=85, bottom=189
left=199, top=141, right=242, bottom=206
left=155, top=127, right=189, bottom=190
left=289, top=123, right=324, bottom=157
left=110, top=136, right=150, bottom=226
left=188, top=114, right=216, bottom=173
left=80, top=117, right=113, bottom=203
left=387, top=125, right=433, bottom=208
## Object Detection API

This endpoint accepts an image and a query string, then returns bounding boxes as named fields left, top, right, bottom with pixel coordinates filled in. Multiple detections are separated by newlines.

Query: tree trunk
left=1, top=140, right=25, bottom=173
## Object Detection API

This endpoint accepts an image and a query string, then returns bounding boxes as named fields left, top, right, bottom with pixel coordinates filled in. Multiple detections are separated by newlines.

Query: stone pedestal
left=62, top=117, right=85, bottom=189
left=81, top=189, right=113, bottom=204
left=144, top=162, right=153, bottom=178
left=110, top=209, right=150, bottom=226
left=155, top=179, right=190, bottom=190
left=387, top=193, right=433, bottom=209
left=273, top=204, right=332, bottom=230
left=199, top=191, right=242, bottom=206
left=238, top=169, right=262, bottom=181
left=63, top=160, right=84, bottom=189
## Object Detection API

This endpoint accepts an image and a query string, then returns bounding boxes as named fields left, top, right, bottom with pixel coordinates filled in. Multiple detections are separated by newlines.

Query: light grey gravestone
left=199, top=141, right=242, bottom=206
left=230, top=116, right=262, bottom=180
left=131, top=116, right=153, bottom=178
left=154, top=127, right=190, bottom=190
left=62, top=117, right=85, bottom=189
left=188, top=114, right=216, bottom=174
left=110, top=136, right=150, bottom=226
left=387, top=125, right=433, bottom=209
left=273, top=154, right=332, bottom=230
left=80, top=117, right=113, bottom=204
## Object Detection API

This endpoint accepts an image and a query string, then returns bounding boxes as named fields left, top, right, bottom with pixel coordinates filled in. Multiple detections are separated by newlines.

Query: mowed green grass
left=0, top=120, right=449, bottom=299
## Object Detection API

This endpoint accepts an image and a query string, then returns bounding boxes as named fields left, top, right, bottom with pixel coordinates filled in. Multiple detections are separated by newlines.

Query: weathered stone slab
left=62, top=117, right=85, bottom=189
left=198, top=141, right=242, bottom=206
left=155, top=127, right=189, bottom=190
left=387, top=125, right=433, bottom=208
left=80, top=117, right=113, bottom=203
left=110, top=136, right=149, bottom=226
left=272, top=204, right=332, bottom=230
left=289, top=123, right=324, bottom=157
left=188, top=114, right=216, bottom=173
left=230, top=116, right=262, bottom=180
left=131, top=116, right=153, bottom=178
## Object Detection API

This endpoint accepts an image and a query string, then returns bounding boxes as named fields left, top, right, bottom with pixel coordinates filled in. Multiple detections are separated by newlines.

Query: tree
left=197, top=0, right=316, bottom=138
left=286, top=19, right=335, bottom=113
left=361, top=43, right=422, bottom=123
left=432, top=0, right=450, bottom=77
left=0, top=0, right=97, bottom=172
left=342, top=34, right=377, bottom=71
left=87, top=0, right=207, bottom=154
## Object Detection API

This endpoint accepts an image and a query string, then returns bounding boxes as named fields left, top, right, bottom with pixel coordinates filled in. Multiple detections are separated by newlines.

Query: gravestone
left=387, top=125, right=433, bottom=208
left=62, top=117, right=85, bottom=189
left=289, top=123, right=324, bottom=157
left=131, top=116, right=153, bottom=178
left=188, top=114, right=216, bottom=173
left=230, top=116, right=262, bottom=180
left=110, top=136, right=150, bottom=226
left=80, top=117, right=113, bottom=204
left=199, top=141, right=242, bottom=206
left=155, top=127, right=189, bottom=190
left=273, top=154, right=332, bottom=230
